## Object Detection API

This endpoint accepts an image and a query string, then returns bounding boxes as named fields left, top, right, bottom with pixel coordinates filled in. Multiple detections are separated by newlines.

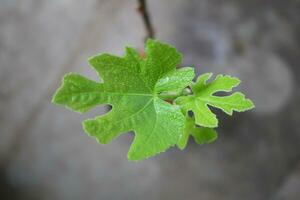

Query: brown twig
left=137, top=0, right=155, bottom=41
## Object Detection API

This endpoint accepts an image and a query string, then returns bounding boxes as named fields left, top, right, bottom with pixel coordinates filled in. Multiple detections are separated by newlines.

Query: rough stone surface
left=1, top=0, right=300, bottom=199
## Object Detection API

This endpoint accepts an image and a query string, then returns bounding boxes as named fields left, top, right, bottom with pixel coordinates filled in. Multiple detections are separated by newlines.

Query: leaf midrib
left=108, top=97, right=154, bottom=126
left=59, top=91, right=154, bottom=98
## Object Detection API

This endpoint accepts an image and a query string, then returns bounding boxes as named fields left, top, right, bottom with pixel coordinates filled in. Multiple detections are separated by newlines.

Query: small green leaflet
left=175, top=73, right=254, bottom=128
left=52, top=39, right=254, bottom=161
left=177, top=116, right=217, bottom=150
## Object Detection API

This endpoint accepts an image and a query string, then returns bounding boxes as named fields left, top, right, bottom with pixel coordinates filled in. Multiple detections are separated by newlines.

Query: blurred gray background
left=1, top=0, right=300, bottom=199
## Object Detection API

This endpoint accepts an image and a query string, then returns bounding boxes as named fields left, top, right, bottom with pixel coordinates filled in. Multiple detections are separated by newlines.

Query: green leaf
left=177, top=116, right=217, bottom=150
left=52, top=39, right=194, bottom=160
left=175, top=73, right=254, bottom=128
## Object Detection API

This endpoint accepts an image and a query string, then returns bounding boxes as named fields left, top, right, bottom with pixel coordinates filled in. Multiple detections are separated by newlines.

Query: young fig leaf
left=175, top=73, right=254, bottom=128
left=52, top=39, right=255, bottom=161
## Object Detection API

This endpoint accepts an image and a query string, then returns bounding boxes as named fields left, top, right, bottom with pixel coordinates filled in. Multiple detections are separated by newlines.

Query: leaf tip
left=177, top=143, right=187, bottom=150
left=82, top=119, right=102, bottom=142
left=245, top=98, right=255, bottom=110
